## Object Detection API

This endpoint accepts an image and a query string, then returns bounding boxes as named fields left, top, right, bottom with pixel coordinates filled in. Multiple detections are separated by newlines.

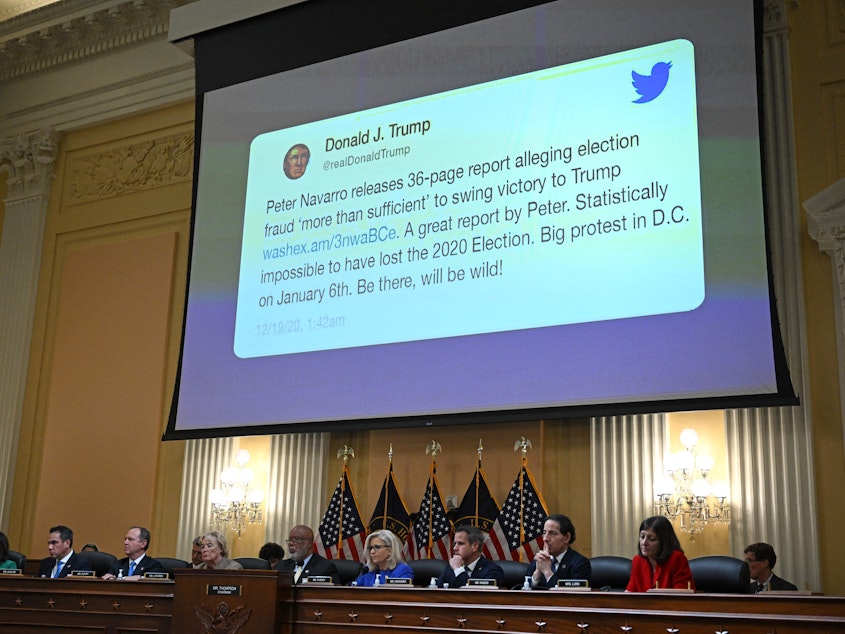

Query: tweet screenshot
left=234, top=39, right=702, bottom=358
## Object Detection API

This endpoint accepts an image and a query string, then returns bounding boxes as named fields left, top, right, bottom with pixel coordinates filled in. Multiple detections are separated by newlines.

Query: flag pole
left=336, top=445, right=354, bottom=559
left=474, top=439, right=483, bottom=525
left=381, top=444, right=393, bottom=530
left=425, top=440, right=442, bottom=559
left=514, top=436, right=533, bottom=562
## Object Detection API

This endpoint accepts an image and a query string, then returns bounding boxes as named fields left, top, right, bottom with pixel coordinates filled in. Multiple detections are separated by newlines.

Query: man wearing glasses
left=275, top=525, right=339, bottom=584
left=743, top=543, right=797, bottom=592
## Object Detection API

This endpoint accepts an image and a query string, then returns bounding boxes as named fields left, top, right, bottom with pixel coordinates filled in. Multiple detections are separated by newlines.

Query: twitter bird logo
left=631, top=61, right=672, bottom=103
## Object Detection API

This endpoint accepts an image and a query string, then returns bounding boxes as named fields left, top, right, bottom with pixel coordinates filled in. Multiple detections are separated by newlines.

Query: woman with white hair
left=353, top=530, right=413, bottom=586
left=197, top=531, right=243, bottom=570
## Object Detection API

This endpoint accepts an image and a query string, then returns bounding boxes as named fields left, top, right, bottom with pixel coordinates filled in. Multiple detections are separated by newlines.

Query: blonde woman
left=353, top=530, right=413, bottom=586
left=197, top=531, right=243, bottom=570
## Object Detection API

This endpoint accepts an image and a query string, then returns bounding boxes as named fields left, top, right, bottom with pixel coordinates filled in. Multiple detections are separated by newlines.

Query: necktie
left=756, top=582, right=765, bottom=593
left=551, top=558, right=559, bottom=574
left=128, top=561, right=136, bottom=576
left=294, top=564, right=303, bottom=583
left=54, top=561, right=63, bottom=578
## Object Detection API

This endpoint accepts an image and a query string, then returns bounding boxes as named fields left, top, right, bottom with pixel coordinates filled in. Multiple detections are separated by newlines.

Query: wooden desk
left=172, top=568, right=294, bottom=633
left=291, top=586, right=845, bottom=633
left=0, top=575, right=174, bottom=632
left=3, top=574, right=844, bottom=633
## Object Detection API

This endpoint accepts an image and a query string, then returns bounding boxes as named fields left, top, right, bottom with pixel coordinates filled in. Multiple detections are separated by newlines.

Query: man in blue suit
left=528, top=514, right=591, bottom=589
left=102, top=526, right=165, bottom=580
left=437, top=525, right=503, bottom=588
left=37, top=525, right=92, bottom=578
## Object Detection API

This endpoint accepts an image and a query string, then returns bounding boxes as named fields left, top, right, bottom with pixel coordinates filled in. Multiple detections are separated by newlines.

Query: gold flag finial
left=514, top=437, right=532, bottom=456
left=388, top=443, right=394, bottom=463
left=337, top=445, right=355, bottom=466
left=477, top=439, right=484, bottom=462
left=426, top=440, right=442, bottom=457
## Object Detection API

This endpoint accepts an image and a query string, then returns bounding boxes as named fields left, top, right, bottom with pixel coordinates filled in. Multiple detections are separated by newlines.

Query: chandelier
left=210, top=450, right=264, bottom=537
left=653, top=428, right=730, bottom=538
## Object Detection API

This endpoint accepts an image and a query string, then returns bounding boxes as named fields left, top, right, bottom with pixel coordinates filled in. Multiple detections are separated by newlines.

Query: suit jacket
left=527, top=548, right=591, bottom=589
left=37, top=552, right=93, bottom=578
left=436, top=555, right=504, bottom=588
left=108, top=554, right=165, bottom=577
left=275, top=553, right=339, bottom=585
left=764, top=574, right=798, bottom=591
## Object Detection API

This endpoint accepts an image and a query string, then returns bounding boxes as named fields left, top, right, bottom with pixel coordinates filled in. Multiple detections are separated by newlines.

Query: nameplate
left=384, top=577, right=412, bottom=586
left=304, top=575, right=333, bottom=584
left=646, top=587, right=695, bottom=593
left=0, top=569, right=21, bottom=575
left=144, top=571, right=169, bottom=580
left=69, top=570, right=97, bottom=578
left=207, top=584, right=241, bottom=596
left=554, top=579, right=590, bottom=590
left=466, top=578, right=497, bottom=587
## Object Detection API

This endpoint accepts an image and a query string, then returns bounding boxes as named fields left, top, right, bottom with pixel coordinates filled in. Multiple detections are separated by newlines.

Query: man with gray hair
left=436, top=525, right=503, bottom=588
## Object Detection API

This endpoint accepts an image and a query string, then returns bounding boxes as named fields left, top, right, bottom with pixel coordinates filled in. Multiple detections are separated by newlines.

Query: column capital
left=0, top=128, right=60, bottom=202
left=806, top=178, right=845, bottom=256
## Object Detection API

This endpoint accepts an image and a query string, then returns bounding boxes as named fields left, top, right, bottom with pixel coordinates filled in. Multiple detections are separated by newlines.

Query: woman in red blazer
left=626, top=515, right=695, bottom=592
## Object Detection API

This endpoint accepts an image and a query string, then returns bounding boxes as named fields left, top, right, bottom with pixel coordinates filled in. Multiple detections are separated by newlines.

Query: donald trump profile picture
left=283, top=143, right=310, bottom=179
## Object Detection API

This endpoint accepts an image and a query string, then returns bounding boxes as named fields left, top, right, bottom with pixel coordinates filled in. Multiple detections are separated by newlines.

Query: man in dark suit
left=102, top=526, right=165, bottom=580
left=437, top=525, right=504, bottom=588
left=274, top=525, right=339, bottom=584
left=37, top=525, right=92, bottom=578
left=528, top=514, right=591, bottom=589
left=743, top=542, right=798, bottom=592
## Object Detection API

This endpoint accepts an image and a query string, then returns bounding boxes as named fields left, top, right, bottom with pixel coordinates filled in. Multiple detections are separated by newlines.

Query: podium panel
left=0, top=576, right=173, bottom=632
left=172, top=568, right=293, bottom=634
left=292, top=586, right=845, bottom=634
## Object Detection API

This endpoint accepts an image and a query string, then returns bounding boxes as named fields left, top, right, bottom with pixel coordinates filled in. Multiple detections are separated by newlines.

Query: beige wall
left=8, top=101, right=193, bottom=558
left=789, top=1, right=845, bottom=595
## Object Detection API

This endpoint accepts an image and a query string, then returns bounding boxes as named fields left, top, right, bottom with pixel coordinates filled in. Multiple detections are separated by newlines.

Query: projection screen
left=165, top=0, right=796, bottom=439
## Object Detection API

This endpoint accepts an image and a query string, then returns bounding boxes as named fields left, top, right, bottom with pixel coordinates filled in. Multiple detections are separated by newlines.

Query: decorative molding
left=764, top=0, right=788, bottom=33
left=827, top=0, right=845, bottom=45
left=0, top=128, right=60, bottom=199
left=806, top=179, right=845, bottom=433
left=806, top=177, right=845, bottom=255
left=65, top=129, right=192, bottom=204
left=0, top=0, right=192, bottom=82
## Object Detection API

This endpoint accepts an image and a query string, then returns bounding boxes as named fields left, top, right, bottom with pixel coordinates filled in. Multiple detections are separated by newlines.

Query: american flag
left=368, top=462, right=413, bottom=560
left=484, top=463, right=549, bottom=561
left=315, top=465, right=367, bottom=561
left=411, top=465, right=452, bottom=559
left=454, top=461, right=500, bottom=533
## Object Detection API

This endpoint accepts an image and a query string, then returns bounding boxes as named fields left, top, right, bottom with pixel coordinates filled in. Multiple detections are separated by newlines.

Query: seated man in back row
left=437, top=525, right=503, bottom=588
left=103, top=526, right=164, bottom=580
left=528, top=514, right=591, bottom=589
left=743, top=542, right=797, bottom=592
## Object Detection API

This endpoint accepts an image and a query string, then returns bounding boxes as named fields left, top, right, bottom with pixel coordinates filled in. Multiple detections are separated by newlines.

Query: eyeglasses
left=286, top=537, right=309, bottom=544
left=367, top=544, right=388, bottom=551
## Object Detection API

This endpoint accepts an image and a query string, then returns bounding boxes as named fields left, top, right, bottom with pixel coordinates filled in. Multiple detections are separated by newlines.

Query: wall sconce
left=653, top=428, right=730, bottom=539
left=210, top=449, right=264, bottom=537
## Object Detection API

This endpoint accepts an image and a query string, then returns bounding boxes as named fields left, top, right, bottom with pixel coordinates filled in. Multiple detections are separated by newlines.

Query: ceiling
left=0, top=0, right=61, bottom=22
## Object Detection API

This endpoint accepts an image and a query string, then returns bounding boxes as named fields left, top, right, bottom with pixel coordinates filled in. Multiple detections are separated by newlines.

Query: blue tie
left=128, top=561, right=136, bottom=576
left=54, top=561, right=63, bottom=578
